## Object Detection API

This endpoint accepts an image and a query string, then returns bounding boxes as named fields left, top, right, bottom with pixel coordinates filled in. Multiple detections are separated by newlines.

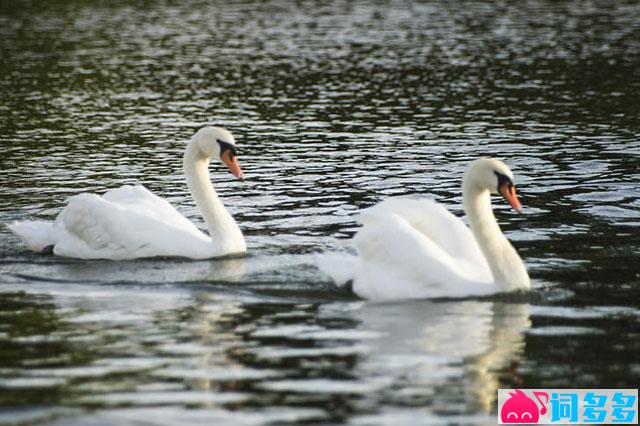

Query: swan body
left=8, top=127, right=246, bottom=260
left=318, top=158, right=530, bottom=300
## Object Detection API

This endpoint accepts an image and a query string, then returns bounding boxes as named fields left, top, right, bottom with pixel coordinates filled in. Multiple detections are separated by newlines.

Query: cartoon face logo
left=500, top=390, right=548, bottom=424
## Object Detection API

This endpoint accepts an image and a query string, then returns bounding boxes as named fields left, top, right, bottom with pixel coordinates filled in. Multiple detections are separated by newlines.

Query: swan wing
left=52, top=187, right=212, bottom=259
left=102, top=185, right=202, bottom=235
left=352, top=198, right=494, bottom=300
left=359, top=197, right=489, bottom=270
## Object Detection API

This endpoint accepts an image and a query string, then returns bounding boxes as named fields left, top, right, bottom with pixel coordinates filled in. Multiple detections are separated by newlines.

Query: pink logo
left=500, top=389, right=549, bottom=423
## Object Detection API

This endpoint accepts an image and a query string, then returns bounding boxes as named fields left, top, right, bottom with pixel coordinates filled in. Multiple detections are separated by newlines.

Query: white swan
left=317, top=158, right=530, bottom=300
left=8, top=126, right=247, bottom=260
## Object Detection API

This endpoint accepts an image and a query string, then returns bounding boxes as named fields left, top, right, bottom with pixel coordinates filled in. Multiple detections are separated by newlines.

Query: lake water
left=1, top=1, right=639, bottom=425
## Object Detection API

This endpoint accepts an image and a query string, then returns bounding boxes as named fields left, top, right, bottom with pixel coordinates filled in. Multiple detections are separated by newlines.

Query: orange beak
left=499, top=182, right=522, bottom=213
left=221, top=150, right=244, bottom=180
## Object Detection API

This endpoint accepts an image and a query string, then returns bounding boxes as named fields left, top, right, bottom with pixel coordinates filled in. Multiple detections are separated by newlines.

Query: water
left=1, top=0, right=639, bottom=424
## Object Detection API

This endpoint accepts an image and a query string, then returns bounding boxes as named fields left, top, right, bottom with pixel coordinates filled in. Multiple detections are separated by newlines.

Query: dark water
left=1, top=1, right=639, bottom=425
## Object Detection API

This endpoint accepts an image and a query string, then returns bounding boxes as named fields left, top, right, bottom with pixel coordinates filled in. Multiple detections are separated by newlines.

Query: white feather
left=317, top=158, right=530, bottom=300
left=8, top=127, right=245, bottom=260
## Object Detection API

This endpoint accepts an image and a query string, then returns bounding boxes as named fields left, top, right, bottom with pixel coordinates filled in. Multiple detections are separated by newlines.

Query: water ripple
left=1, top=0, right=640, bottom=424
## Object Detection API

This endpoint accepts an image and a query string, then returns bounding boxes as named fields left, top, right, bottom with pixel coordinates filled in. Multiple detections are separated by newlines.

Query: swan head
left=192, top=126, right=244, bottom=180
left=465, top=158, right=522, bottom=212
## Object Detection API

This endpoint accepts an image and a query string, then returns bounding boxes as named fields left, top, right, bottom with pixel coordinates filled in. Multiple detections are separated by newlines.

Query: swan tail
left=314, top=252, right=358, bottom=288
left=7, top=220, right=56, bottom=252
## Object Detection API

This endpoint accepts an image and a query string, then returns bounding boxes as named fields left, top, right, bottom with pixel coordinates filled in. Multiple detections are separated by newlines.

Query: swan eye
left=494, top=171, right=513, bottom=191
left=217, top=140, right=237, bottom=158
left=522, top=412, right=532, bottom=419
left=507, top=412, right=518, bottom=419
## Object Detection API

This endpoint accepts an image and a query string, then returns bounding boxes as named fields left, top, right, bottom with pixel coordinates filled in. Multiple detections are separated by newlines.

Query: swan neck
left=463, top=179, right=529, bottom=291
left=463, top=182, right=501, bottom=239
left=183, top=141, right=245, bottom=253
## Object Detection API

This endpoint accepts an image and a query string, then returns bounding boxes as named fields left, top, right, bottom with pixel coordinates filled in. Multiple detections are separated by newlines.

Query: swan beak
left=221, top=151, right=244, bottom=180
left=499, top=182, right=522, bottom=213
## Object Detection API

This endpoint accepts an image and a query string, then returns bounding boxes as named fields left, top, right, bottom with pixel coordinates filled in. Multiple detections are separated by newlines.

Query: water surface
left=1, top=1, right=639, bottom=425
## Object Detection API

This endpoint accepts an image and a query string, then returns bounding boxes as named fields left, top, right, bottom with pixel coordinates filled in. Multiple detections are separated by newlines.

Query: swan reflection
left=321, top=300, right=530, bottom=415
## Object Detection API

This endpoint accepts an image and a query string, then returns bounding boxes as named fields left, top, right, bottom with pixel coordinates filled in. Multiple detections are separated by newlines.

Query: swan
left=8, top=126, right=247, bottom=260
left=317, top=158, right=530, bottom=300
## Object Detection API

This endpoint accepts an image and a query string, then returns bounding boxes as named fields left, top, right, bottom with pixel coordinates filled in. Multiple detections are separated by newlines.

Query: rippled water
left=1, top=1, right=639, bottom=425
